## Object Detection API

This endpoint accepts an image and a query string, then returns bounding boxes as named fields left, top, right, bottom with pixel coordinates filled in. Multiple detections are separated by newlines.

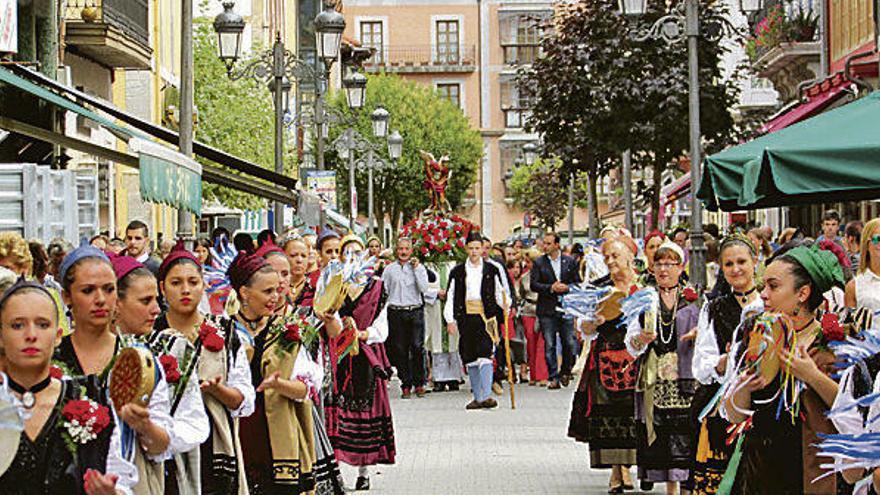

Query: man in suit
left=530, top=231, right=581, bottom=389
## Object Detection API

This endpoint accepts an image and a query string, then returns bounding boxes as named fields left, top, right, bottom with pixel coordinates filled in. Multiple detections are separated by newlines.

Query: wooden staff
left=502, top=291, right=516, bottom=409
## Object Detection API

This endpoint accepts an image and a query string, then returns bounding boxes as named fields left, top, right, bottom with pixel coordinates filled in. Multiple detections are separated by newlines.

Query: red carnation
left=159, top=354, right=181, bottom=383
left=202, top=333, right=225, bottom=352
left=818, top=239, right=851, bottom=268
left=49, top=365, right=64, bottom=380
left=62, top=400, right=93, bottom=420
left=629, top=285, right=639, bottom=296
left=821, top=312, right=845, bottom=342
left=682, top=287, right=698, bottom=302
left=62, top=399, right=110, bottom=434
left=283, top=323, right=301, bottom=342
left=421, top=246, right=429, bottom=255
left=457, top=239, right=465, bottom=248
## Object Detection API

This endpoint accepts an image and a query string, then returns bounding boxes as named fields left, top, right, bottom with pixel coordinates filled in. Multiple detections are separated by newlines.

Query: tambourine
left=314, top=273, right=348, bottom=315
left=596, top=289, right=626, bottom=322
left=745, top=313, right=789, bottom=382
left=109, top=345, right=158, bottom=410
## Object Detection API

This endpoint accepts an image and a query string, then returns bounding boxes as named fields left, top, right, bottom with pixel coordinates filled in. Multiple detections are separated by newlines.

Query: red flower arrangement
left=400, top=212, right=477, bottom=263
left=159, top=354, right=182, bottom=384
left=682, top=287, right=699, bottom=303
left=283, top=322, right=302, bottom=343
left=61, top=398, right=111, bottom=454
left=49, top=365, right=64, bottom=380
left=199, top=320, right=225, bottom=352
left=821, top=312, right=846, bottom=342
left=270, top=313, right=318, bottom=357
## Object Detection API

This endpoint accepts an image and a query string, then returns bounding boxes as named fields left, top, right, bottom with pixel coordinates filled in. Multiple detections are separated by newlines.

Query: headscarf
left=784, top=244, right=845, bottom=294
left=254, top=238, right=285, bottom=258
left=227, top=251, right=269, bottom=292
left=655, top=240, right=685, bottom=264
left=340, top=233, right=365, bottom=252
left=0, top=276, right=58, bottom=315
left=366, top=235, right=381, bottom=247
left=316, top=229, right=340, bottom=252
left=108, top=253, right=144, bottom=281
left=158, top=240, right=201, bottom=281
left=58, top=239, right=111, bottom=284
left=644, top=229, right=666, bottom=246
left=720, top=232, right=757, bottom=258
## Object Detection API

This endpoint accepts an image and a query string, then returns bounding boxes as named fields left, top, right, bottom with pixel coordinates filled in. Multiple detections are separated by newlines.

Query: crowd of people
left=0, top=222, right=397, bottom=494
left=3, top=206, right=880, bottom=495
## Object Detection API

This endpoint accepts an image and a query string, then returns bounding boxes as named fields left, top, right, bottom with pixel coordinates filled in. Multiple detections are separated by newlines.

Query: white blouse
left=144, top=365, right=174, bottom=462
left=442, top=259, right=507, bottom=323
left=165, top=368, right=209, bottom=456
left=365, top=306, right=389, bottom=345
left=227, top=342, right=256, bottom=417
left=693, top=297, right=764, bottom=386
left=291, top=344, right=324, bottom=402
left=105, top=415, right=140, bottom=494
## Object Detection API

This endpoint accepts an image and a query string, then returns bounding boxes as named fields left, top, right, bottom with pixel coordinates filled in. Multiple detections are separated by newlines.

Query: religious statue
left=419, top=150, right=452, bottom=213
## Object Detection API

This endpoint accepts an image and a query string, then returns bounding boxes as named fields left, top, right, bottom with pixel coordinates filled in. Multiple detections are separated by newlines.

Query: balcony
left=502, top=44, right=540, bottom=66
left=503, top=108, right=532, bottom=129
left=64, top=0, right=152, bottom=69
left=363, top=45, right=477, bottom=74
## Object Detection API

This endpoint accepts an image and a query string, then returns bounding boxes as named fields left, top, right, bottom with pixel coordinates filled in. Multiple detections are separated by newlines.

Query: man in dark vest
left=444, top=231, right=507, bottom=410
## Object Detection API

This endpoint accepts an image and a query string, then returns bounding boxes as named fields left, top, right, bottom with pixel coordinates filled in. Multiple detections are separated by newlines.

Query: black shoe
left=639, top=480, right=653, bottom=491
left=548, top=380, right=561, bottom=390
left=465, top=400, right=482, bottom=410
left=447, top=381, right=460, bottom=391
left=481, top=398, right=498, bottom=409
left=432, top=382, right=447, bottom=393
left=355, top=476, right=370, bottom=491
left=560, top=374, right=571, bottom=387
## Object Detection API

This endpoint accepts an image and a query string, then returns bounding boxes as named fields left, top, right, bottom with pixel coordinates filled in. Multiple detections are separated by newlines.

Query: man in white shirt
left=445, top=231, right=506, bottom=410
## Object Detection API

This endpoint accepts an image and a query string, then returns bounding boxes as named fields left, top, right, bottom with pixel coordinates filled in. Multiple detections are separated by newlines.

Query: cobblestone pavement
left=339, top=380, right=666, bottom=494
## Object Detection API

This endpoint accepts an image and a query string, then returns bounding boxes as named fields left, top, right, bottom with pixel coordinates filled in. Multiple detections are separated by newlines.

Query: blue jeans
left=539, top=314, right=576, bottom=382
left=466, top=362, right=493, bottom=402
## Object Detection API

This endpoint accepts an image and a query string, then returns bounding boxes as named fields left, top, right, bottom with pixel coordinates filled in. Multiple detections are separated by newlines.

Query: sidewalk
left=338, top=380, right=665, bottom=494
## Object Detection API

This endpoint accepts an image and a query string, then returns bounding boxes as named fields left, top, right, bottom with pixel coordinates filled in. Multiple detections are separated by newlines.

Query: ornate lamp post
left=619, top=0, right=750, bottom=289
left=214, top=1, right=344, bottom=233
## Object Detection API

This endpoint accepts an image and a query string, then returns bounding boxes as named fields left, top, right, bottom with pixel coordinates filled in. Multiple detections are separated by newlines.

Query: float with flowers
left=399, top=212, right=477, bottom=263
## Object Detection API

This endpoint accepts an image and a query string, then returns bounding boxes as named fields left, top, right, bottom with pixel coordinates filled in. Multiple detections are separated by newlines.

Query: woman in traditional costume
left=152, top=244, right=254, bottom=494
left=230, top=250, right=341, bottom=495
left=113, top=253, right=210, bottom=495
left=722, top=244, right=844, bottom=494
left=519, top=249, right=548, bottom=386
left=625, top=241, right=699, bottom=494
left=690, top=234, right=762, bottom=495
left=568, top=238, right=638, bottom=493
left=0, top=278, right=138, bottom=494
left=259, top=237, right=346, bottom=495
left=324, top=234, right=395, bottom=491
left=53, top=244, right=173, bottom=495
left=284, top=237, right=314, bottom=307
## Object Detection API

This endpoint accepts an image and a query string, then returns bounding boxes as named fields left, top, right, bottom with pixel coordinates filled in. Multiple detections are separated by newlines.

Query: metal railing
left=65, top=0, right=149, bottom=47
left=503, top=108, right=532, bottom=128
left=502, top=44, right=540, bottom=65
left=362, top=44, right=477, bottom=68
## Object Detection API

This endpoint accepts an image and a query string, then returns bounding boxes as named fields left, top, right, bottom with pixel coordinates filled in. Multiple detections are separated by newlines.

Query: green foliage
left=509, top=157, right=570, bottom=230
left=193, top=18, right=275, bottom=210
left=324, top=74, right=482, bottom=233
left=520, top=0, right=740, bottom=227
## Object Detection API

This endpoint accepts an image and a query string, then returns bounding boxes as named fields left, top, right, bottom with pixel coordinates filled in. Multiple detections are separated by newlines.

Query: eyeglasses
left=655, top=262, right=680, bottom=270
left=871, top=235, right=880, bottom=245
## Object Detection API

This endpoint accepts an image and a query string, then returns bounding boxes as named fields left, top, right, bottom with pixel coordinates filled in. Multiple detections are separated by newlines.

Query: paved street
left=339, top=380, right=665, bottom=494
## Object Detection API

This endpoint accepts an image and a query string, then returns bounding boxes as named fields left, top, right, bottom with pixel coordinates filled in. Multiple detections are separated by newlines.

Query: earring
left=65, top=308, right=72, bottom=320
left=793, top=305, right=800, bottom=316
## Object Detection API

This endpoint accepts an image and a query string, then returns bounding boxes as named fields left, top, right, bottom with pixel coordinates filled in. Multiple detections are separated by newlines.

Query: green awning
left=0, top=66, right=136, bottom=139
left=698, top=91, right=880, bottom=212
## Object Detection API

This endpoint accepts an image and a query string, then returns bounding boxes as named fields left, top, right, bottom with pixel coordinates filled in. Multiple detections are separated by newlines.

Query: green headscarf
left=784, top=244, right=845, bottom=294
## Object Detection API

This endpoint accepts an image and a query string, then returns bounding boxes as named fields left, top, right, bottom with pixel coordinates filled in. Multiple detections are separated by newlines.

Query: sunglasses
left=872, top=235, right=880, bottom=245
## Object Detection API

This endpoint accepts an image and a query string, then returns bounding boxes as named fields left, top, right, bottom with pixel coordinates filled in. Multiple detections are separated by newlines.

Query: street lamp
left=314, top=4, right=346, bottom=64
left=213, top=1, right=245, bottom=71
left=343, top=72, right=368, bottom=110
left=214, top=1, right=344, bottom=233
left=621, top=0, right=748, bottom=289
left=388, top=130, right=403, bottom=160
left=618, top=0, right=646, bottom=15
left=523, top=142, right=538, bottom=166
left=371, top=106, right=389, bottom=138
left=739, top=0, right=764, bottom=14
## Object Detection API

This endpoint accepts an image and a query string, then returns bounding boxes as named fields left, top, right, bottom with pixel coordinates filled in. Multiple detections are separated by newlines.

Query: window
left=830, top=0, right=872, bottom=62
left=435, top=20, right=460, bottom=63
left=499, top=142, right=524, bottom=194
left=360, top=21, right=384, bottom=64
left=500, top=77, right=536, bottom=128
left=436, top=83, right=461, bottom=108
left=500, top=12, right=549, bottom=65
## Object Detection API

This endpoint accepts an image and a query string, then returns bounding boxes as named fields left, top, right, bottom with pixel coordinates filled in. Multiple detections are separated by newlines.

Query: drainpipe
left=818, top=0, right=827, bottom=78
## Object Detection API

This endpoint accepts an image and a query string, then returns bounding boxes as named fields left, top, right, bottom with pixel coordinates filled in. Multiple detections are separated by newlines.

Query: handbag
left=597, top=348, right=637, bottom=392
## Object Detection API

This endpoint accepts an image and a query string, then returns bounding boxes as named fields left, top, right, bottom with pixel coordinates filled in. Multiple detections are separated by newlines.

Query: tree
left=520, top=0, right=740, bottom=230
left=193, top=18, right=276, bottom=210
left=509, top=156, right=575, bottom=230
left=325, top=74, right=482, bottom=237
